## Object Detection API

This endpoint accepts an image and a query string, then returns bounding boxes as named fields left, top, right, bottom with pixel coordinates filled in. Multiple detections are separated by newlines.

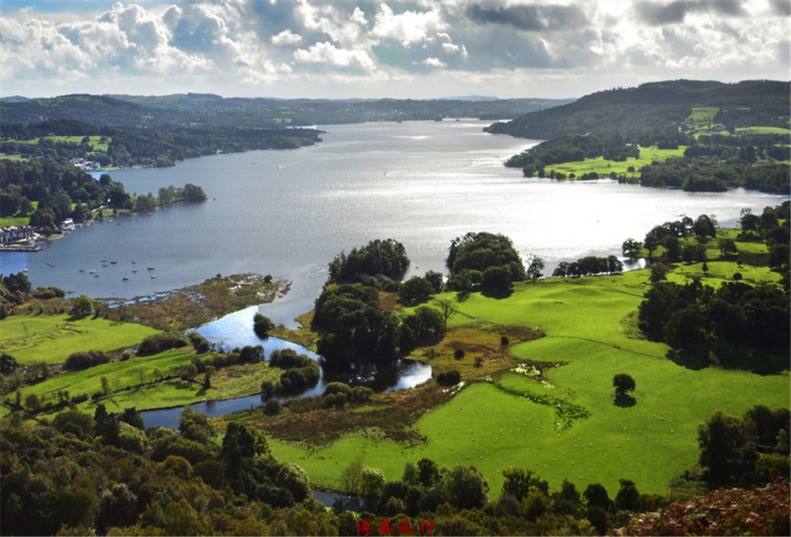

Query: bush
left=398, top=276, right=435, bottom=306
left=264, top=398, right=281, bottom=415
left=324, top=382, right=352, bottom=396
left=137, top=334, right=189, bottom=356
left=351, top=386, right=373, bottom=403
left=474, top=356, right=484, bottom=368
left=64, top=351, right=110, bottom=371
left=453, top=348, right=465, bottom=360
left=269, top=349, right=314, bottom=369
left=324, top=392, right=348, bottom=408
left=188, top=332, right=210, bottom=354
left=500, top=336, right=510, bottom=347
left=437, top=370, right=461, bottom=386
left=278, top=363, right=320, bottom=393
left=32, top=286, right=65, bottom=300
left=253, top=314, right=274, bottom=339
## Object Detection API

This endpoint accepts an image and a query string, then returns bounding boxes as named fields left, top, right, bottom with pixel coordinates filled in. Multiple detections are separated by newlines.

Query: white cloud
left=271, top=29, right=302, bottom=46
left=372, top=3, right=445, bottom=45
left=0, top=0, right=787, bottom=97
left=421, top=57, right=447, bottom=68
left=294, top=41, right=376, bottom=70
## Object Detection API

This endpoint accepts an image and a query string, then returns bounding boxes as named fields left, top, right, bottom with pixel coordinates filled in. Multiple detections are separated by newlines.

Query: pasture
left=269, top=264, right=789, bottom=496
left=0, top=313, right=158, bottom=365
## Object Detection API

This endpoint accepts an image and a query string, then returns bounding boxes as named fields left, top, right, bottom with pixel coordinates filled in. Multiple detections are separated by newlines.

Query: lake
left=3, top=120, right=785, bottom=326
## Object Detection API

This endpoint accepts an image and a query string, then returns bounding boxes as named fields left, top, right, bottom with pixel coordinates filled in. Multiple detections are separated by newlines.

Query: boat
left=150, top=275, right=157, bottom=280
left=79, top=269, right=85, bottom=273
left=110, top=261, right=117, bottom=265
left=122, top=277, right=128, bottom=281
left=147, top=267, right=155, bottom=271
left=132, top=270, right=137, bottom=273
left=89, top=270, right=96, bottom=274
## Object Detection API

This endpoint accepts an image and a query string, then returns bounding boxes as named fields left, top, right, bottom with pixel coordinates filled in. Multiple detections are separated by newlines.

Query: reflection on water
left=6, top=120, right=785, bottom=328
left=140, top=309, right=432, bottom=428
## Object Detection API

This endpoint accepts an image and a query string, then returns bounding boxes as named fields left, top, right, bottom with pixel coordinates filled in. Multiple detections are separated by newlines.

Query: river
left=2, top=120, right=785, bottom=327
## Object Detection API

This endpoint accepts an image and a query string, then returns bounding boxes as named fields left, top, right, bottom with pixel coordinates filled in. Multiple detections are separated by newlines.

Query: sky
left=0, top=0, right=789, bottom=99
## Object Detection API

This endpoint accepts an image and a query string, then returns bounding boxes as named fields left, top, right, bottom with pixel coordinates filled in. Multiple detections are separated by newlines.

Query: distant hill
left=486, top=79, right=790, bottom=141
left=1, top=93, right=571, bottom=129
left=0, top=96, right=30, bottom=103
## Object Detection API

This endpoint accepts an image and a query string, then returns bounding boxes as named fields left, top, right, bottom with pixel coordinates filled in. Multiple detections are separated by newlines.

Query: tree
left=649, top=263, right=669, bottom=283
left=446, top=231, right=525, bottom=284
left=614, top=479, right=640, bottom=511
left=360, top=467, right=385, bottom=502
left=398, top=276, right=435, bottom=306
left=70, top=295, right=94, bottom=318
left=327, top=239, right=410, bottom=285
left=253, top=313, right=274, bottom=339
left=622, top=239, right=643, bottom=260
left=481, top=265, right=513, bottom=297
left=423, top=271, right=444, bottom=293
left=446, top=466, right=488, bottom=509
left=699, top=411, right=757, bottom=487
left=501, top=467, right=548, bottom=501
left=527, top=257, right=545, bottom=282
left=612, top=373, right=636, bottom=406
left=693, top=214, right=717, bottom=239
left=0, top=353, right=19, bottom=375
left=100, top=376, right=110, bottom=394
left=435, top=298, right=456, bottom=323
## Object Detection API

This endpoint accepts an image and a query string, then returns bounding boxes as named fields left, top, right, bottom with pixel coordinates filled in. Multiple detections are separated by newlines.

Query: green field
left=269, top=265, right=789, bottom=496
left=5, top=135, right=110, bottom=152
left=0, top=215, right=30, bottom=227
left=545, top=146, right=686, bottom=178
left=687, top=106, right=719, bottom=123
left=0, top=314, right=158, bottom=365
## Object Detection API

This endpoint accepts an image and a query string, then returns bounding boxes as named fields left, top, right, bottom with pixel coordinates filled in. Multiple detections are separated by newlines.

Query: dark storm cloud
left=464, top=3, right=588, bottom=32
left=635, top=0, right=747, bottom=26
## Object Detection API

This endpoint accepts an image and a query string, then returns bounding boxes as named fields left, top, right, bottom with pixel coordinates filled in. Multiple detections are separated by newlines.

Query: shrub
left=324, top=392, right=348, bottom=408
left=398, top=276, right=435, bottom=306
left=500, top=335, right=510, bottom=347
left=269, top=349, right=314, bottom=369
left=137, top=334, right=189, bottom=356
left=188, top=332, right=210, bottom=354
left=278, top=363, right=320, bottom=393
left=351, top=386, right=374, bottom=403
left=453, top=349, right=465, bottom=360
left=32, top=286, right=65, bottom=300
left=64, top=351, right=110, bottom=371
left=474, top=356, right=484, bottom=368
left=253, top=314, right=274, bottom=339
left=437, top=370, right=461, bottom=386
left=264, top=399, right=281, bottom=415
left=324, top=381, right=352, bottom=397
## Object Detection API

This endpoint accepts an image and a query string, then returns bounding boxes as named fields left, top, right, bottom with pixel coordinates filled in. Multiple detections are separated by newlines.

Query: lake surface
left=3, top=120, right=786, bottom=326
left=140, top=309, right=432, bottom=428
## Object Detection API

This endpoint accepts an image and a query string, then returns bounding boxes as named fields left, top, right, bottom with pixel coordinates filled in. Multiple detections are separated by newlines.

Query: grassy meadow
left=545, top=145, right=686, bottom=178
left=0, top=313, right=158, bottom=365
left=269, top=261, right=788, bottom=497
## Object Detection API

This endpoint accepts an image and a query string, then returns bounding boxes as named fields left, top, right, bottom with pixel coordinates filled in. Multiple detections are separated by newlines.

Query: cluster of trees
left=311, top=282, right=448, bottom=372
left=0, top=272, right=32, bottom=306
left=321, top=381, right=373, bottom=409
left=327, top=239, right=410, bottom=289
left=739, top=204, right=790, bottom=270
left=638, top=158, right=789, bottom=194
left=688, top=131, right=789, bottom=163
left=63, top=350, right=110, bottom=371
left=340, top=457, right=672, bottom=536
left=0, top=159, right=209, bottom=230
left=192, top=345, right=263, bottom=373
left=446, top=232, right=527, bottom=297
left=136, top=333, right=190, bottom=357
left=0, top=160, right=129, bottom=228
left=697, top=405, right=789, bottom=488
left=505, top=134, right=639, bottom=176
left=0, top=408, right=327, bottom=535
left=132, top=184, right=208, bottom=212
left=266, top=348, right=321, bottom=394
left=552, top=256, right=623, bottom=278
left=630, top=214, right=718, bottom=264
left=638, top=278, right=789, bottom=371
left=0, top=118, right=321, bottom=168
